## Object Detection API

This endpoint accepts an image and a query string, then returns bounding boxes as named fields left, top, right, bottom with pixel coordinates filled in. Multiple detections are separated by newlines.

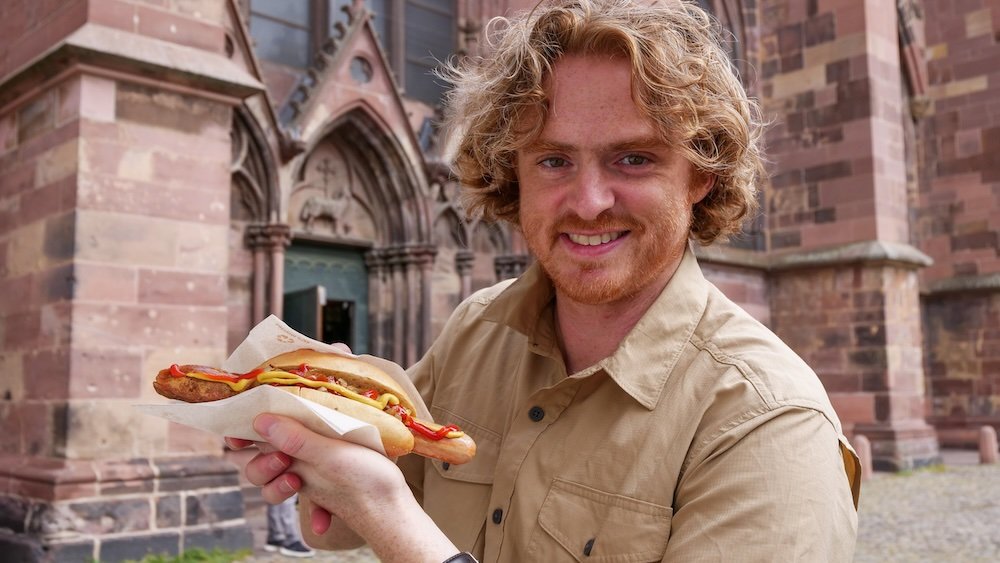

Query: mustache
left=553, top=212, right=641, bottom=233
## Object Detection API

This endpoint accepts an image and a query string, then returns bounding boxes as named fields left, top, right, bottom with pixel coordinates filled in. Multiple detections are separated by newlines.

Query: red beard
left=522, top=207, right=688, bottom=306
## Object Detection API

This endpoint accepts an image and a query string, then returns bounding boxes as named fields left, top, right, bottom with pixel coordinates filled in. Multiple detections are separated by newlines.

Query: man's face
left=516, top=53, right=710, bottom=306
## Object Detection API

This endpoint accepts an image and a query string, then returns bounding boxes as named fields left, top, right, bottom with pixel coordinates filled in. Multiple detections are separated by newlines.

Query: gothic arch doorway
left=284, top=242, right=370, bottom=353
left=284, top=107, right=434, bottom=366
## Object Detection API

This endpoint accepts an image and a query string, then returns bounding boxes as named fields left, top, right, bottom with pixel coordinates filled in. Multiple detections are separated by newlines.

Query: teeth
left=568, top=232, right=623, bottom=246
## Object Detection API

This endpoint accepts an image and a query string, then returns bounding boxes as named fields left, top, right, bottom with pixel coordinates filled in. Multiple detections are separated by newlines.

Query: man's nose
left=568, top=166, right=615, bottom=221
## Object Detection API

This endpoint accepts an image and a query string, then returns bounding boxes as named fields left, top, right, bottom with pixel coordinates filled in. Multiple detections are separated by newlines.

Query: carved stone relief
left=289, top=142, right=377, bottom=241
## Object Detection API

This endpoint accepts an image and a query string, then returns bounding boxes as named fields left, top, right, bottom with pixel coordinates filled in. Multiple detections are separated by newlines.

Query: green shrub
left=88, top=547, right=253, bottom=563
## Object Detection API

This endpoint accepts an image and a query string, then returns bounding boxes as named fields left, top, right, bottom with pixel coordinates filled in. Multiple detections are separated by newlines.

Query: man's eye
left=540, top=157, right=568, bottom=168
left=620, top=154, right=650, bottom=166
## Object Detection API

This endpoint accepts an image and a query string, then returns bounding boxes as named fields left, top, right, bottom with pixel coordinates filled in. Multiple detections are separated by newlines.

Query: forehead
left=527, top=54, right=664, bottom=147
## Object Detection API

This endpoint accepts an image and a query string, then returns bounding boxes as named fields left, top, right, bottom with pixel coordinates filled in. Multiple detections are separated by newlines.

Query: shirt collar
left=602, top=245, right=709, bottom=409
left=481, top=260, right=560, bottom=356
left=482, top=244, right=709, bottom=409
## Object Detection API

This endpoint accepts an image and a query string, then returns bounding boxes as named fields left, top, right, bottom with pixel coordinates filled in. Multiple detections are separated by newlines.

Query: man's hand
left=232, top=413, right=460, bottom=563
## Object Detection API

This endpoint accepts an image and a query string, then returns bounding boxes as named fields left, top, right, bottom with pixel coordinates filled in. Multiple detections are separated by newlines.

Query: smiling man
left=515, top=53, right=713, bottom=373
left=234, top=2, right=861, bottom=562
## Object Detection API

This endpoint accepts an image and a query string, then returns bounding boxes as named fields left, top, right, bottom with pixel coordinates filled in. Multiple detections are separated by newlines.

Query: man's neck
left=555, top=261, right=680, bottom=375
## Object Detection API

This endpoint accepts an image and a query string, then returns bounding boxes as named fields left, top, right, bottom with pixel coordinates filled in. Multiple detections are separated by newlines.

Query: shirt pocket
left=529, top=478, right=673, bottom=563
left=423, top=406, right=502, bottom=551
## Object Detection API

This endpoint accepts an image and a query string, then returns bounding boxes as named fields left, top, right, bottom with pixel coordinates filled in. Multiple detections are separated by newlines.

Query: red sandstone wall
left=761, top=1, right=909, bottom=252
left=227, top=203, right=255, bottom=355
left=700, top=262, right=771, bottom=326
left=919, top=0, right=1000, bottom=443
left=1, top=0, right=228, bottom=83
left=918, top=0, right=1000, bottom=282
left=0, top=79, right=234, bottom=457
left=0, top=75, right=81, bottom=457
left=86, top=0, right=227, bottom=54
left=72, top=81, right=234, bottom=458
left=0, top=1, right=87, bottom=81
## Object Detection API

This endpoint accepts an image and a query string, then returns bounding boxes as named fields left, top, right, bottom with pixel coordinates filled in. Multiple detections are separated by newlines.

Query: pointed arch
left=285, top=102, right=436, bottom=366
left=232, top=107, right=280, bottom=222
left=433, top=206, right=469, bottom=250
left=291, top=103, right=431, bottom=246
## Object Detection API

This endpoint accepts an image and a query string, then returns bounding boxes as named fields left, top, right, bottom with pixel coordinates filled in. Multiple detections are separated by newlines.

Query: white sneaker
left=279, top=540, right=316, bottom=558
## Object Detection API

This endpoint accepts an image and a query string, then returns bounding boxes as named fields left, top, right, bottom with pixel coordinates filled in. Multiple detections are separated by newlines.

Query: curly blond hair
left=441, top=0, right=763, bottom=244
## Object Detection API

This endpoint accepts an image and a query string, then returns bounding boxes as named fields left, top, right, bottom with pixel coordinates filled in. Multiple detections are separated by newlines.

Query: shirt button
left=492, top=508, right=503, bottom=524
left=584, top=538, right=595, bottom=556
left=442, top=462, right=450, bottom=471
left=528, top=406, right=545, bottom=422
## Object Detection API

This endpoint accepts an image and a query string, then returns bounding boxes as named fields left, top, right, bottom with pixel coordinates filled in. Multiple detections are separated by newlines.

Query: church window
left=249, top=0, right=318, bottom=69
left=249, top=1, right=457, bottom=106
left=330, top=0, right=457, bottom=106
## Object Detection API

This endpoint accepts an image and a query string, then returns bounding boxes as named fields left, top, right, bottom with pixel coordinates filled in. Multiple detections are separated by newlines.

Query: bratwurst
left=153, top=349, right=476, bottom=464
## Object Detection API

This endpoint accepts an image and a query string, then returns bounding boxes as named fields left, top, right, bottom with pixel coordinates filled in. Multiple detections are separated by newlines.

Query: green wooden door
left=284, top=244, right=369, bottom=354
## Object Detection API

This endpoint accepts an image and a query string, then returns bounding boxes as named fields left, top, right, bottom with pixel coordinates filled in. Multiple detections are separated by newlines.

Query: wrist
left=358, top=489, right=457, bottom=563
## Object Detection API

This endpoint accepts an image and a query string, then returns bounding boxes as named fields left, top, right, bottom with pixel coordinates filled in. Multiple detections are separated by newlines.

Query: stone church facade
left=0, top=0, right=997, bottom=560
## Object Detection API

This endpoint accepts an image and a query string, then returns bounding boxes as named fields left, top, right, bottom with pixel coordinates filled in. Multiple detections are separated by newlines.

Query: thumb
left=254, top=413, right=321, bottom=462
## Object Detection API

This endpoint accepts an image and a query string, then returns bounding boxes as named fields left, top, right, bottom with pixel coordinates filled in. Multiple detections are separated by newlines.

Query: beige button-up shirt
left=400, top=247, right=860, bottom=562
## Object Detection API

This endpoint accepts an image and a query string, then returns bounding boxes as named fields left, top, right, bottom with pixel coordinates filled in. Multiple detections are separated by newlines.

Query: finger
left=245, top=450, right=293, bottom=487
left=224, top=437, right=276, bottom=453
left=261, top=472, right=303, bottom=505
left=310, top=504, right=333, bottom=535
left=224, top=437, right=254, bottom=450
left=253, top=413, right=337, bottom=466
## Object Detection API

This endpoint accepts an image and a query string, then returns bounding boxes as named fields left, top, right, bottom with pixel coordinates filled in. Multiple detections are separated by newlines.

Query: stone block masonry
left=0, top=456, right=252, bottom=561
left=768, top=243, right=940, bottom=471
left=0, top=0, right=263, bottom=559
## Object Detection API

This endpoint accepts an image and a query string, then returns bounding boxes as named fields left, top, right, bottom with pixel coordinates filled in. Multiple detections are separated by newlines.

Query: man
left=264, top=494, right=315, bottom=558
left=233, top=1, right=861, bottom=561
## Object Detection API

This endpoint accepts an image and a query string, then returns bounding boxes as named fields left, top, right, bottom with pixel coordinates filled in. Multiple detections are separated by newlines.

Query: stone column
left=266, top=225, right=291, bottom=317
left=494, top=254, right=532, bottom=281
left=759, top=1, right=939, bottom=469
left=250, top=245, right=267, bottom=323
left=455, top=250, right=475, bottom=301
left=769, top=243, right=939, bottom=470
left=390, top=250, right=407, bottom=365
left=0, top=5, right=261, bottom=559
left=246, top=223, right=291, bottom=320
left=365, top=250, right=389, bottom=359
left=916, top=0, right=1000, bottom=448
left=415, top=245, right=437, bottom=355
left=403, top=248, right=421, bottom=366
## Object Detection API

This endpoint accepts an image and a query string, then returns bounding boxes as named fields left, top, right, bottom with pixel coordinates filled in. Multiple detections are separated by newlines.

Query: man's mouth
left=566, top=231, right=626, bottom=246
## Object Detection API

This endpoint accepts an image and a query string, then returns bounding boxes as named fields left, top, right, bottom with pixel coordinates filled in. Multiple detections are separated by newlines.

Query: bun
left=150, top=348, right=479, bottom=463
left=278, top=386, right=414, bottom=458
left=262, top=349, right=418, bottom=415
left=265, top=350, right=475, bottom=464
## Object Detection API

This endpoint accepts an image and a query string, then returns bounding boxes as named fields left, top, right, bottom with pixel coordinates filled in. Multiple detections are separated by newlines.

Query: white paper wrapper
left=137, top=315, right=432, bottom=456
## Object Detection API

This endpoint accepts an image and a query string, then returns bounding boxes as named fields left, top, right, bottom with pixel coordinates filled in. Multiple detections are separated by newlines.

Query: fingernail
left=269, top=453, right=290, bottom=472
left=254, top=414, right=277, bottom=438
left=278, top=477, right=296, bottom=494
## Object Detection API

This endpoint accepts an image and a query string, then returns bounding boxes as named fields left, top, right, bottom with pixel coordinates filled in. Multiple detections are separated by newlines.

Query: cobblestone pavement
left=241, top=452, right=1000, bottom=563
left=854, top=458, right=1000, bottom=562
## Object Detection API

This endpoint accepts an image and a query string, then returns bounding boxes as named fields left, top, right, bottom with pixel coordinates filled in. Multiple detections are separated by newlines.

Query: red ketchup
left=389, top=405, right=460, bottom=440
left=168, top=364, right=263, bottom=382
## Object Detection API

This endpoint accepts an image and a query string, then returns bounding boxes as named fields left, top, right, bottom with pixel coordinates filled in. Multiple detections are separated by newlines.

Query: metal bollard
left=853, top=434, right=874, bottom=480
left=980, top=426, right=998, bottom=464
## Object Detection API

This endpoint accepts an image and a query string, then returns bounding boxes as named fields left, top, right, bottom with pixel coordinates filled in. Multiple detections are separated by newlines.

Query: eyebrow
left=521, top=135, right=668, bottom=154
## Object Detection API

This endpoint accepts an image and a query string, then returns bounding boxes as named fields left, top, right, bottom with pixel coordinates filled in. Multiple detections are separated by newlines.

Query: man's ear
left=689, top=172, right=715, bottom=205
